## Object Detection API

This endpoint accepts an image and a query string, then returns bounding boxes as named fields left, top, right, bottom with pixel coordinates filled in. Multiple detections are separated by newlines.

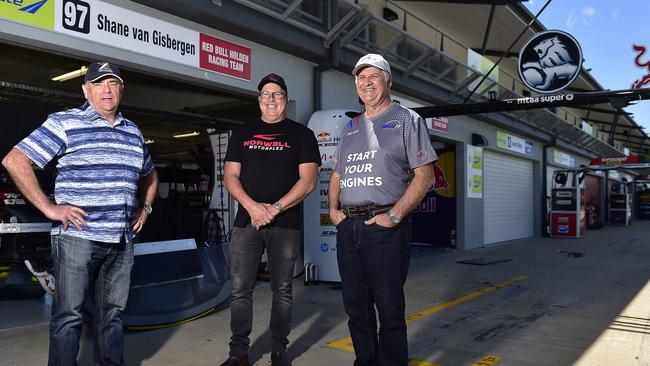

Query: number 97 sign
left=62, top=0, right=90, bottom=34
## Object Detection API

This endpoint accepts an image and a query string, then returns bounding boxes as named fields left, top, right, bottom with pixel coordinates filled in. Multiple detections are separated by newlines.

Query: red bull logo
left=433, top=164, right=449, bottom=191
left=413, top=197, right=436, bottom=213
left=317, top=131, right=340, bottom=147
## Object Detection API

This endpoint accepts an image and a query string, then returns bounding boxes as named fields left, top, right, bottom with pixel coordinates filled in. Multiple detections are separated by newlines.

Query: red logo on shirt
left=244, top=134, right=291, bottom=150
left=252, top=134, right=283, bottom=140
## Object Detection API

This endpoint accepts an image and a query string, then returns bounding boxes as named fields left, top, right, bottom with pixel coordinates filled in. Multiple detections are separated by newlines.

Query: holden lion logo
left=517, top=30, right=583, bottom=94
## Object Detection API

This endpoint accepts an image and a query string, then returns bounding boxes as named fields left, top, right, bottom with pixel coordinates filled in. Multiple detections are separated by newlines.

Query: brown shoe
left=218, top=355, right=250, bottom=366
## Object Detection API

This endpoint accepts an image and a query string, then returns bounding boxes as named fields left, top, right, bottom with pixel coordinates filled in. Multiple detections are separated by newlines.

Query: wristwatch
left=143, top=203, right=153, bottom=215
left=273, top=201, right=283, bottom=212
left=387, top=210, right=400, bottom=224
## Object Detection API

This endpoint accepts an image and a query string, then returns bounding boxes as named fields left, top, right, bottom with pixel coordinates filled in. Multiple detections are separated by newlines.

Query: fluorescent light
left=51, top=66, right=88, bottom=82
left=173, top=131, right=200, bottom=138
left=144, top=139, right=154, bottom=144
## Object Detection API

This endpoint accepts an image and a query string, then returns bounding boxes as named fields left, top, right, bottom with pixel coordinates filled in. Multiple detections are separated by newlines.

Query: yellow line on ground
left=409, top=359, right=442, bottom=366
left=472, top=355, right=502, bottom=365
left=327, top=275, right=527, bottom=362
left=404, top=275, right=527, bottom=323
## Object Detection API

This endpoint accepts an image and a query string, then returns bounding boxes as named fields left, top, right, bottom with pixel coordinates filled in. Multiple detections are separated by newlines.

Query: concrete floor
left=1, top=221, right=650, bottom=366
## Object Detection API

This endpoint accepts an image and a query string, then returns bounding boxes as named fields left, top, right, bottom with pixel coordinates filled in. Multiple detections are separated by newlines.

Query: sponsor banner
left=553, top=149, right=576, bottom=168
left=427, top=117, right=449, bottom=134
left=3, top=0, right=252, bottom=81
left=199, top=33, right=251, bottom=81
left=496, top=130, right=534, bottom=156
left=303, top=110, right=351, bottom=282
left=590, top=155, right=641, bottom=166
left=55, top=0, right=198, bottom=67
left=466, top=145, right=483, bottom=199
left=0, top=0, right=54, bottom=30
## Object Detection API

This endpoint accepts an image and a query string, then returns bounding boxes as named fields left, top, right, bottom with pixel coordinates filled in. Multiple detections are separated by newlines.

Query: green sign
left=471, top=175, right=482, bottom=194
left=0, top=0, right=54, bottom=30
left=496, top=130, right=508, bottom=149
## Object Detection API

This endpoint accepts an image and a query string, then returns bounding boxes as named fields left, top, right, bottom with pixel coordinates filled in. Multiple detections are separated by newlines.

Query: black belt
left=342, top=204, right=392, bottom=217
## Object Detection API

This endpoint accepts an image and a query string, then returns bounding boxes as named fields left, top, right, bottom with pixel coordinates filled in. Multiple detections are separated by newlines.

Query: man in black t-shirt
left=219, top=73, right=321, bottom=366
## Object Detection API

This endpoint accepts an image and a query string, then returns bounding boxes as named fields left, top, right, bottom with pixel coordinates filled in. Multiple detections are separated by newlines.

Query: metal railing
left=232, top=0, right=619, bottom=155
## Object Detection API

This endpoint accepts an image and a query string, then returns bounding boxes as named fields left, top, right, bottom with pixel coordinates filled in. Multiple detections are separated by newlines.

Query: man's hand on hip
left=44, top=203, right=88, bottom=231
left=364, top=213, right=396, bottom=228
left=329, top=208, right=346, bottom=226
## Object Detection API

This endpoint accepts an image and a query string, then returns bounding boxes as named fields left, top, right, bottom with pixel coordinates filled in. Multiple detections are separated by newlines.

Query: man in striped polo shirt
left=2, top=61, right=158, bottom=366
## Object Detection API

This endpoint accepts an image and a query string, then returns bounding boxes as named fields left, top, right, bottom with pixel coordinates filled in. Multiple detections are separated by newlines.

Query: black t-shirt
left=225, top=118, right=321, bottom=229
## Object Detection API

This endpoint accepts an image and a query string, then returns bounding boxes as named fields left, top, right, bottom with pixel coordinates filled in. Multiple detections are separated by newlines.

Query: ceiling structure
left=392, top=0, right=649, bottom=154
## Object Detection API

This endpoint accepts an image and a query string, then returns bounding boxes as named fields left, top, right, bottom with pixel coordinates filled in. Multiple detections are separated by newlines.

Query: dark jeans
left=228, top=224, right=301, bottom=356
left=336, top=216, right=411, bottom=366
left=48, top=234, right=133, bottom=366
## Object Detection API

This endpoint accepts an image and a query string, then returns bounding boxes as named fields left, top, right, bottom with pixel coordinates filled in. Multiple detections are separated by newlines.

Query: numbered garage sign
left=0, top=0, right=252, bottom=81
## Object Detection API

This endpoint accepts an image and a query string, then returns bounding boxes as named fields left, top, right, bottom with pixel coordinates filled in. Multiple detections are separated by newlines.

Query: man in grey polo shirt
left=2, top=61, right=158, bottom=366
left=328, top=54, right=436, bottom=366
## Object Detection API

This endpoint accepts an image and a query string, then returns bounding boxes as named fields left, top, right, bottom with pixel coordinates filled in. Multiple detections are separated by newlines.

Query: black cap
left=257, top=73, right=287, bottom=94
left=84, top=62, right=124, bottom=83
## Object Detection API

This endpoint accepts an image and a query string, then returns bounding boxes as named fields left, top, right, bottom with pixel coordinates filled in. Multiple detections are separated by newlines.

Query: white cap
left=352, top=53, right=391, bottom=76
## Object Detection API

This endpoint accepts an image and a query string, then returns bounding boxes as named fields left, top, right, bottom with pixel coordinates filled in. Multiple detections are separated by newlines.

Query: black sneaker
left=271, top=351, right=290, bottom=366
left=218, top=356, right=250, bottom=366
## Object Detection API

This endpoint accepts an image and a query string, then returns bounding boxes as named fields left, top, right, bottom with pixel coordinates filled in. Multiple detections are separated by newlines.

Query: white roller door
left=484, top=151, right=534, bottom=244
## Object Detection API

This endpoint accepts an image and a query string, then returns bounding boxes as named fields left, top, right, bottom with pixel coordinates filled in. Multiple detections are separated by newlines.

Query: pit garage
left=0, top=41, right=261, bottom=326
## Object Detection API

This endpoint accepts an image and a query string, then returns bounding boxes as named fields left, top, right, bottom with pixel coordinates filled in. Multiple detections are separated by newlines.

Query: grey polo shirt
left=334, top=103, right=437, bottom=206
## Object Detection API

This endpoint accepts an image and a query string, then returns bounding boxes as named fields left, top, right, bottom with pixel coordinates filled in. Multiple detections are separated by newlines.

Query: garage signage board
left=553, top=149, right=576, bottom=167
left=55, top=0, right=199, bottom=67
left=496, top=130, right=533, bottom=156
left=427, top=116, right=449, bottom=134
left=1, top=0, right=252, bottom=81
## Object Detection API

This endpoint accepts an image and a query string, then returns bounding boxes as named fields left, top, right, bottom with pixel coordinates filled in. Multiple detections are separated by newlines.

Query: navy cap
left=257, top=73, right=287, bottom=94
left=84, top=62, right=124, bottom=83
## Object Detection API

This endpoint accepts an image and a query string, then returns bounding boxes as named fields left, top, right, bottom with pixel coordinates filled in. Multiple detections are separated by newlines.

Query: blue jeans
left=48, top=234, right=133, bottom=366
left=336, top=216, right=411, bottom=366
left=228, top=224, right=301, bottom=356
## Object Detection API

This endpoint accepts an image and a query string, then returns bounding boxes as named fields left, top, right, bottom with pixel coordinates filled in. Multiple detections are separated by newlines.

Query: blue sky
left=525, top=0, right=650, bottom=138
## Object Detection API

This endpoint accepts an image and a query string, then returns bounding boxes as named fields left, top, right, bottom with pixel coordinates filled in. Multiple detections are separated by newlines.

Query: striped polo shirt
left=15, top=102, right=154, bottom=243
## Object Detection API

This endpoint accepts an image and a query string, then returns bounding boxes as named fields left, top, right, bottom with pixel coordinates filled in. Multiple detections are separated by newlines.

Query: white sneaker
left=24, top=260, right=55, bottom=295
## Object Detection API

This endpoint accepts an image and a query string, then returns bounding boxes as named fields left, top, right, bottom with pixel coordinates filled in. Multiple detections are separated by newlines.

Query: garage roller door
left=484, top=151, right=534, bottom=244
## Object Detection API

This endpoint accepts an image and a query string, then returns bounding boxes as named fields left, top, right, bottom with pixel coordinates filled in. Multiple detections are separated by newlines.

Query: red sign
left=199, top=33, right=251, bottom=81
left=590, top=155, right=640, bottom=166
left=427, top=117, right=449, bottom=133
left=632, top=44, right=650, bottom=89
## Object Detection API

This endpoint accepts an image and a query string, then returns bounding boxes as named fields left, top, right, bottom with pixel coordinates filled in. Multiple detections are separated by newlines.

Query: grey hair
left=355, top=70, right=391, bottom=84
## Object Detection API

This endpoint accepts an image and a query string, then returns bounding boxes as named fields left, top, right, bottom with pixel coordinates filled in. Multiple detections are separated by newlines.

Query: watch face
left=144, top=204, right=152, bottom=214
